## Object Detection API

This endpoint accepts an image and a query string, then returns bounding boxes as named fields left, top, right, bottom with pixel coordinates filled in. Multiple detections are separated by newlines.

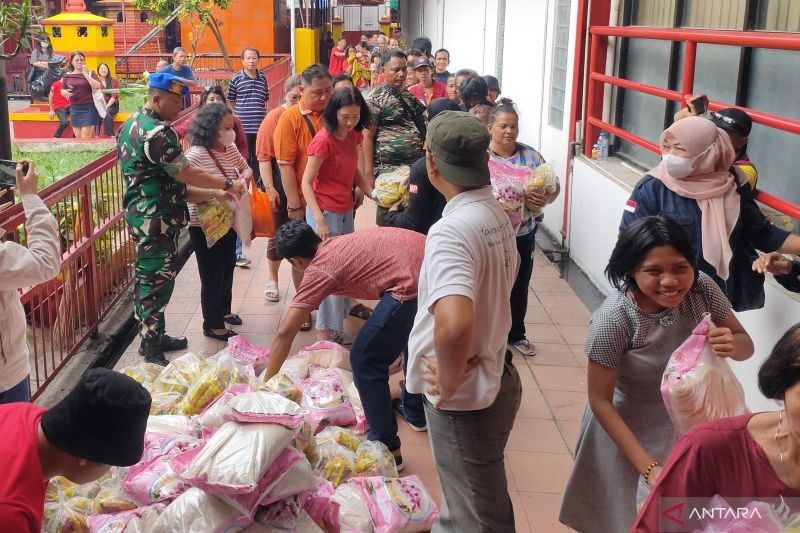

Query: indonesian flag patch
left=624, top=199, right=637, bottom=213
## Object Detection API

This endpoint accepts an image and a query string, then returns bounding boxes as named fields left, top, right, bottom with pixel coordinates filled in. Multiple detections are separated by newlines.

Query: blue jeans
left=306, top=207, right=355, bottom=331
left=350, top=293, right=423, bottom=450
left=235, top=236, right=243, bottom=258
left=0, top=377, right=30, bottom=404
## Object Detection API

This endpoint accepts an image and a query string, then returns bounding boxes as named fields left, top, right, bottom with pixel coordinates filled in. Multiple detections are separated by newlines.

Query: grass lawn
left=12, top=145, right=113, bottom=189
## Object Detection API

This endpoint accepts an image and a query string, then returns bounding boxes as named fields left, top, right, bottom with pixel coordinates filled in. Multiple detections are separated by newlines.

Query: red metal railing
left=585, top=25, right=800, bottom=220
left=2, top=57, right=291, bottom=399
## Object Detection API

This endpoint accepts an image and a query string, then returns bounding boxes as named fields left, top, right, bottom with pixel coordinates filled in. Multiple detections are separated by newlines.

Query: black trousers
left=245, top=133, right=262, bottom=185
left=101, top=103, right=119, bottom=136
left=508, top=227, right=537, bottom=343
left=54, top=108, right=70, bottom=138
left=188, top=226, right=237, bottom=330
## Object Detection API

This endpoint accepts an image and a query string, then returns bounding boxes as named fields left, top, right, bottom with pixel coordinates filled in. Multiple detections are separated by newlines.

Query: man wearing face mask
left=118, top=73, right=247, bottom=365
left=619, top=116, right=800, bottom=312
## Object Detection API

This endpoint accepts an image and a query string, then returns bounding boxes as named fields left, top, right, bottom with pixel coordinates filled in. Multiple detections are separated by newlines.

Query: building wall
left=179, top=0, right=280, bottom=56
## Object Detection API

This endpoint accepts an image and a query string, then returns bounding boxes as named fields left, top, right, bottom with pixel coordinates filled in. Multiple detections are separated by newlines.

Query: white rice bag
left=325, top=482, right=375, bottom=532
left=298, top=341, right=352, bottom=371
left=227, top=391, right=306, bottom=428
left=150, top=487, right=250, bottom=533
left=179, top=421, right=295, bottom=494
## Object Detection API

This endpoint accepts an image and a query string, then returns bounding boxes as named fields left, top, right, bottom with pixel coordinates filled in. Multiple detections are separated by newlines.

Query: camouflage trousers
left=133, top=232, right=179, bottom=342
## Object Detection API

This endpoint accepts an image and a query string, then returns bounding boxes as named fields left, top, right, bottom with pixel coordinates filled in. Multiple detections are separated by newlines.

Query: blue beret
left=148, top=72, right=189, bottom=96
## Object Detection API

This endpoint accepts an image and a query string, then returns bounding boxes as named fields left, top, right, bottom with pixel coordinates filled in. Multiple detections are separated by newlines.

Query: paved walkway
left=115, top=203, right=591, bottom=532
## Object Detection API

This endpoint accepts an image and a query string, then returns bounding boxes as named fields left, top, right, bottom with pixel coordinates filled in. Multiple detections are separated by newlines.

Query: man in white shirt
left=406, top=111, right=521, bottom=532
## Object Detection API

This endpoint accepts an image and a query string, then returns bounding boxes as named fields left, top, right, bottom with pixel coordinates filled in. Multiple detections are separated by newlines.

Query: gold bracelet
left=643, top=460, right=661, bottom=483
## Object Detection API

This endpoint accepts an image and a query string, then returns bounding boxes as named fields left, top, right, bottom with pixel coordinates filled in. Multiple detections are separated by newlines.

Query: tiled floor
left=115, top=202, right=591, bottom=532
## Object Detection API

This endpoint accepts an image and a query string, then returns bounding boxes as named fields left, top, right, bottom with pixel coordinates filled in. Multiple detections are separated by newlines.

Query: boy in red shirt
left=48, top=79, right=71, bottom=138
left=0, top=369, right=151, bottom=532
left=263, top=221, right=426, bottom=470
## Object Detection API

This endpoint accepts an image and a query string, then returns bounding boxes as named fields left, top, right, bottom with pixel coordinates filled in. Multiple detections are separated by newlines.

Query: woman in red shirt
left=60, top=51, right=103, bottom=140
left=301, top=86, right=374, bottom=343
left=633, top=323, right=800, bottom=532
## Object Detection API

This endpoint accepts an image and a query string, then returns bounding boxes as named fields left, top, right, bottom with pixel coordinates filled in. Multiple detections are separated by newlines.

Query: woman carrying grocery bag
left=300, top=86, right=374, bottom=345
left=559, top=216, right=753, bottom=533
left=185, top=103, right=253, bottom=341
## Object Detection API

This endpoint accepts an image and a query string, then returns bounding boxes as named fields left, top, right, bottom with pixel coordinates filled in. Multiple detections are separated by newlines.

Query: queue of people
left=6, top=33, right=800, bottom=533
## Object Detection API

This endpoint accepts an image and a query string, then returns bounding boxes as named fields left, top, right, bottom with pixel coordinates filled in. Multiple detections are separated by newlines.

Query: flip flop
left=510, top=339, right=538, bottom=357
left=300, top=316, right=312, bottom=332
left=349, top=303, right=373, bottom=320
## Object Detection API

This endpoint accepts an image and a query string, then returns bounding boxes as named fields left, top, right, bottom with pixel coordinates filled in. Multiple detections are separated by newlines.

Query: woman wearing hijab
left=620, top=116, right=800, bottom=312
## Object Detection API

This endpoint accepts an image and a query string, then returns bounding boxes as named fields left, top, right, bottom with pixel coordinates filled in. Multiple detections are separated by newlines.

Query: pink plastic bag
left=352, top=475, right=438, bottom=533
left=298, top=341, right=351, bottom=371
left=488, top=159, right=531, bottom=231
left=300, top=370, right=357, bottom=433
left=303, top=476, right=335, bottom=528
left=87, top=503, right=166, bottom=533
left=226, top=335, right=271, bottom=375
left=218, top=446, right=305, bottom=518
left=230, top=184, right=253, bottom=248
left=227, top=391, right=306, bottom=428
left=696, top=495, right=783, bottom=532
left=123, top=453, right=192, bottom=505
left=661, top=314, right=748, bottom=435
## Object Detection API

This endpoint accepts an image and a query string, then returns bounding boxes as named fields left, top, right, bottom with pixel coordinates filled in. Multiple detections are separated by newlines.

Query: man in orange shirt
left=272, top=64, right=332, bottom=330
left=255, top=74, right=302, bottom=303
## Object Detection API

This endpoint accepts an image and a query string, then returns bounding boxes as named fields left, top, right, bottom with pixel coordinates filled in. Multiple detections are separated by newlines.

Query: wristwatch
left=223, top=177, right=234, bottom=191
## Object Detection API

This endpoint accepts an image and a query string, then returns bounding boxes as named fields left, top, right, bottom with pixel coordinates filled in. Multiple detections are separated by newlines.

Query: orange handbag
left=250, top=182, right=275, bottom=238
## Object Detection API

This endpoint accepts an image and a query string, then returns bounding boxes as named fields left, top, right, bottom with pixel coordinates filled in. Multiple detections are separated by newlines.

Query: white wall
left=569, top=157, right=800, bottom=412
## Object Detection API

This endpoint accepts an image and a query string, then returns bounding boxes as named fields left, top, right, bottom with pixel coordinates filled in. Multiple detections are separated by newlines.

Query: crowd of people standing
left=5, top=30, right=800, bottom=533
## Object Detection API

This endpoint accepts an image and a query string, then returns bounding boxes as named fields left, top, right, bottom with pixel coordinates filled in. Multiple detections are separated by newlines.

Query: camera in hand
left=0, top=160, right=28, bottom=187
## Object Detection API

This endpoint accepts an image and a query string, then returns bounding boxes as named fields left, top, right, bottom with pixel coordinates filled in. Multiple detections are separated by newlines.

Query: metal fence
left=585, top=25, right=800, bottom=220
left=3, top=56, right=291, bottom=399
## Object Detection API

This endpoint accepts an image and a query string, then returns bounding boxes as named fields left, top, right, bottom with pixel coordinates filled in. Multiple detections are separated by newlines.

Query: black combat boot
left=138, top=338, right=169, bottom=366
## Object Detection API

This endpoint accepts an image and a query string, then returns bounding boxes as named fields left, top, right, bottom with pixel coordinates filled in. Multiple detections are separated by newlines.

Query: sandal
left=349, top=303, right=373, bottom=320
left=264, top=280, right=280, bottom=303
left=510, top=339, right=538, bottom=357
left=300, top=316, right=312, bottom=332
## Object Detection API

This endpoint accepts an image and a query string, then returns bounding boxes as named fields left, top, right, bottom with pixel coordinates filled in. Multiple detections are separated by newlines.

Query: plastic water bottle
left=597, top=133, right=608, bottom=162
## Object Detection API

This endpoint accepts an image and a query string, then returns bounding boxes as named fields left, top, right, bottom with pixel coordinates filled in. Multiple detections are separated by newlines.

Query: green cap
left=426, top=111, right=490, bottom=187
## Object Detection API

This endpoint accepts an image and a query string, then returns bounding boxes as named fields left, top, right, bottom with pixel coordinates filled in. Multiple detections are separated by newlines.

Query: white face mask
left=219, top=129, right=236, bottom=146
left=662, top=154, right=695, bottom=179
left=41, top=42, right=50, bottom=48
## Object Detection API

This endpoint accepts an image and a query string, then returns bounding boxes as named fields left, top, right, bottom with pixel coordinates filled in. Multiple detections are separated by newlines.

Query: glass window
left=681, top=0, right=747, bottom=29
left=548, top=0, right=572, bottom=129
left=616, top=38, right=674, bottom=167
left=745, top=48, right=800, bottom=214
left=754, top=0, right=800, bottom=31
left=101, top=26, right=108, bottom=37
left=632, top=0, right=677, bottom=26
left=77, top=26, right=88, bottom=37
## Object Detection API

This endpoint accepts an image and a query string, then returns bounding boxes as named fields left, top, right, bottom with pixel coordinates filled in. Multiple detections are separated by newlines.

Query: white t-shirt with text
left=406, top=187, right=519, bottom=411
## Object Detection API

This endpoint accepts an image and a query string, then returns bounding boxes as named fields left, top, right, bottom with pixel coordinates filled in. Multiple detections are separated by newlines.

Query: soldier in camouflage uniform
left=118, top=72, right=243, bottom=365
left=363, top=49, right=426, bottom=225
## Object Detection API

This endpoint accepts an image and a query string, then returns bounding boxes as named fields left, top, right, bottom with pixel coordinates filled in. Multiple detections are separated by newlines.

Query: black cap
left=710, top=108, right=752, bottom=137
left=41, top=368, right=152, bottom=467
left=426, top=98, right=461, bottom=121
left=412, top=56, right=433, bottom=70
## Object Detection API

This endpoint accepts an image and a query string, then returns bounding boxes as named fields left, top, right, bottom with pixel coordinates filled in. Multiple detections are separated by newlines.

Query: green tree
left=132, top=0, right=236, bottom=70
left=0, top=0, right=40, bottom=161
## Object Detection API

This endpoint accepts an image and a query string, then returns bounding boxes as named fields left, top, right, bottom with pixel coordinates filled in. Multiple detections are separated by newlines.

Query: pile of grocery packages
left=488, top=160, right=558, bottom=231
left=44, top=335, right=439, bottom=533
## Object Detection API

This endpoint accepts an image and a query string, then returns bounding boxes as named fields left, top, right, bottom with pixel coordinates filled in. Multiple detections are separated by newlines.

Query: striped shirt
left=184, top=144, right=249, bottom=226
left=228, top=70, right=270, bottom=134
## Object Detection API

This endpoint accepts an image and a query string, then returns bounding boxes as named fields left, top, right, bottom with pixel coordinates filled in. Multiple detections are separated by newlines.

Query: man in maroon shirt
left=264, top=220, right=426, bottom=470
left=0, top=369, right=150, bottom=531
